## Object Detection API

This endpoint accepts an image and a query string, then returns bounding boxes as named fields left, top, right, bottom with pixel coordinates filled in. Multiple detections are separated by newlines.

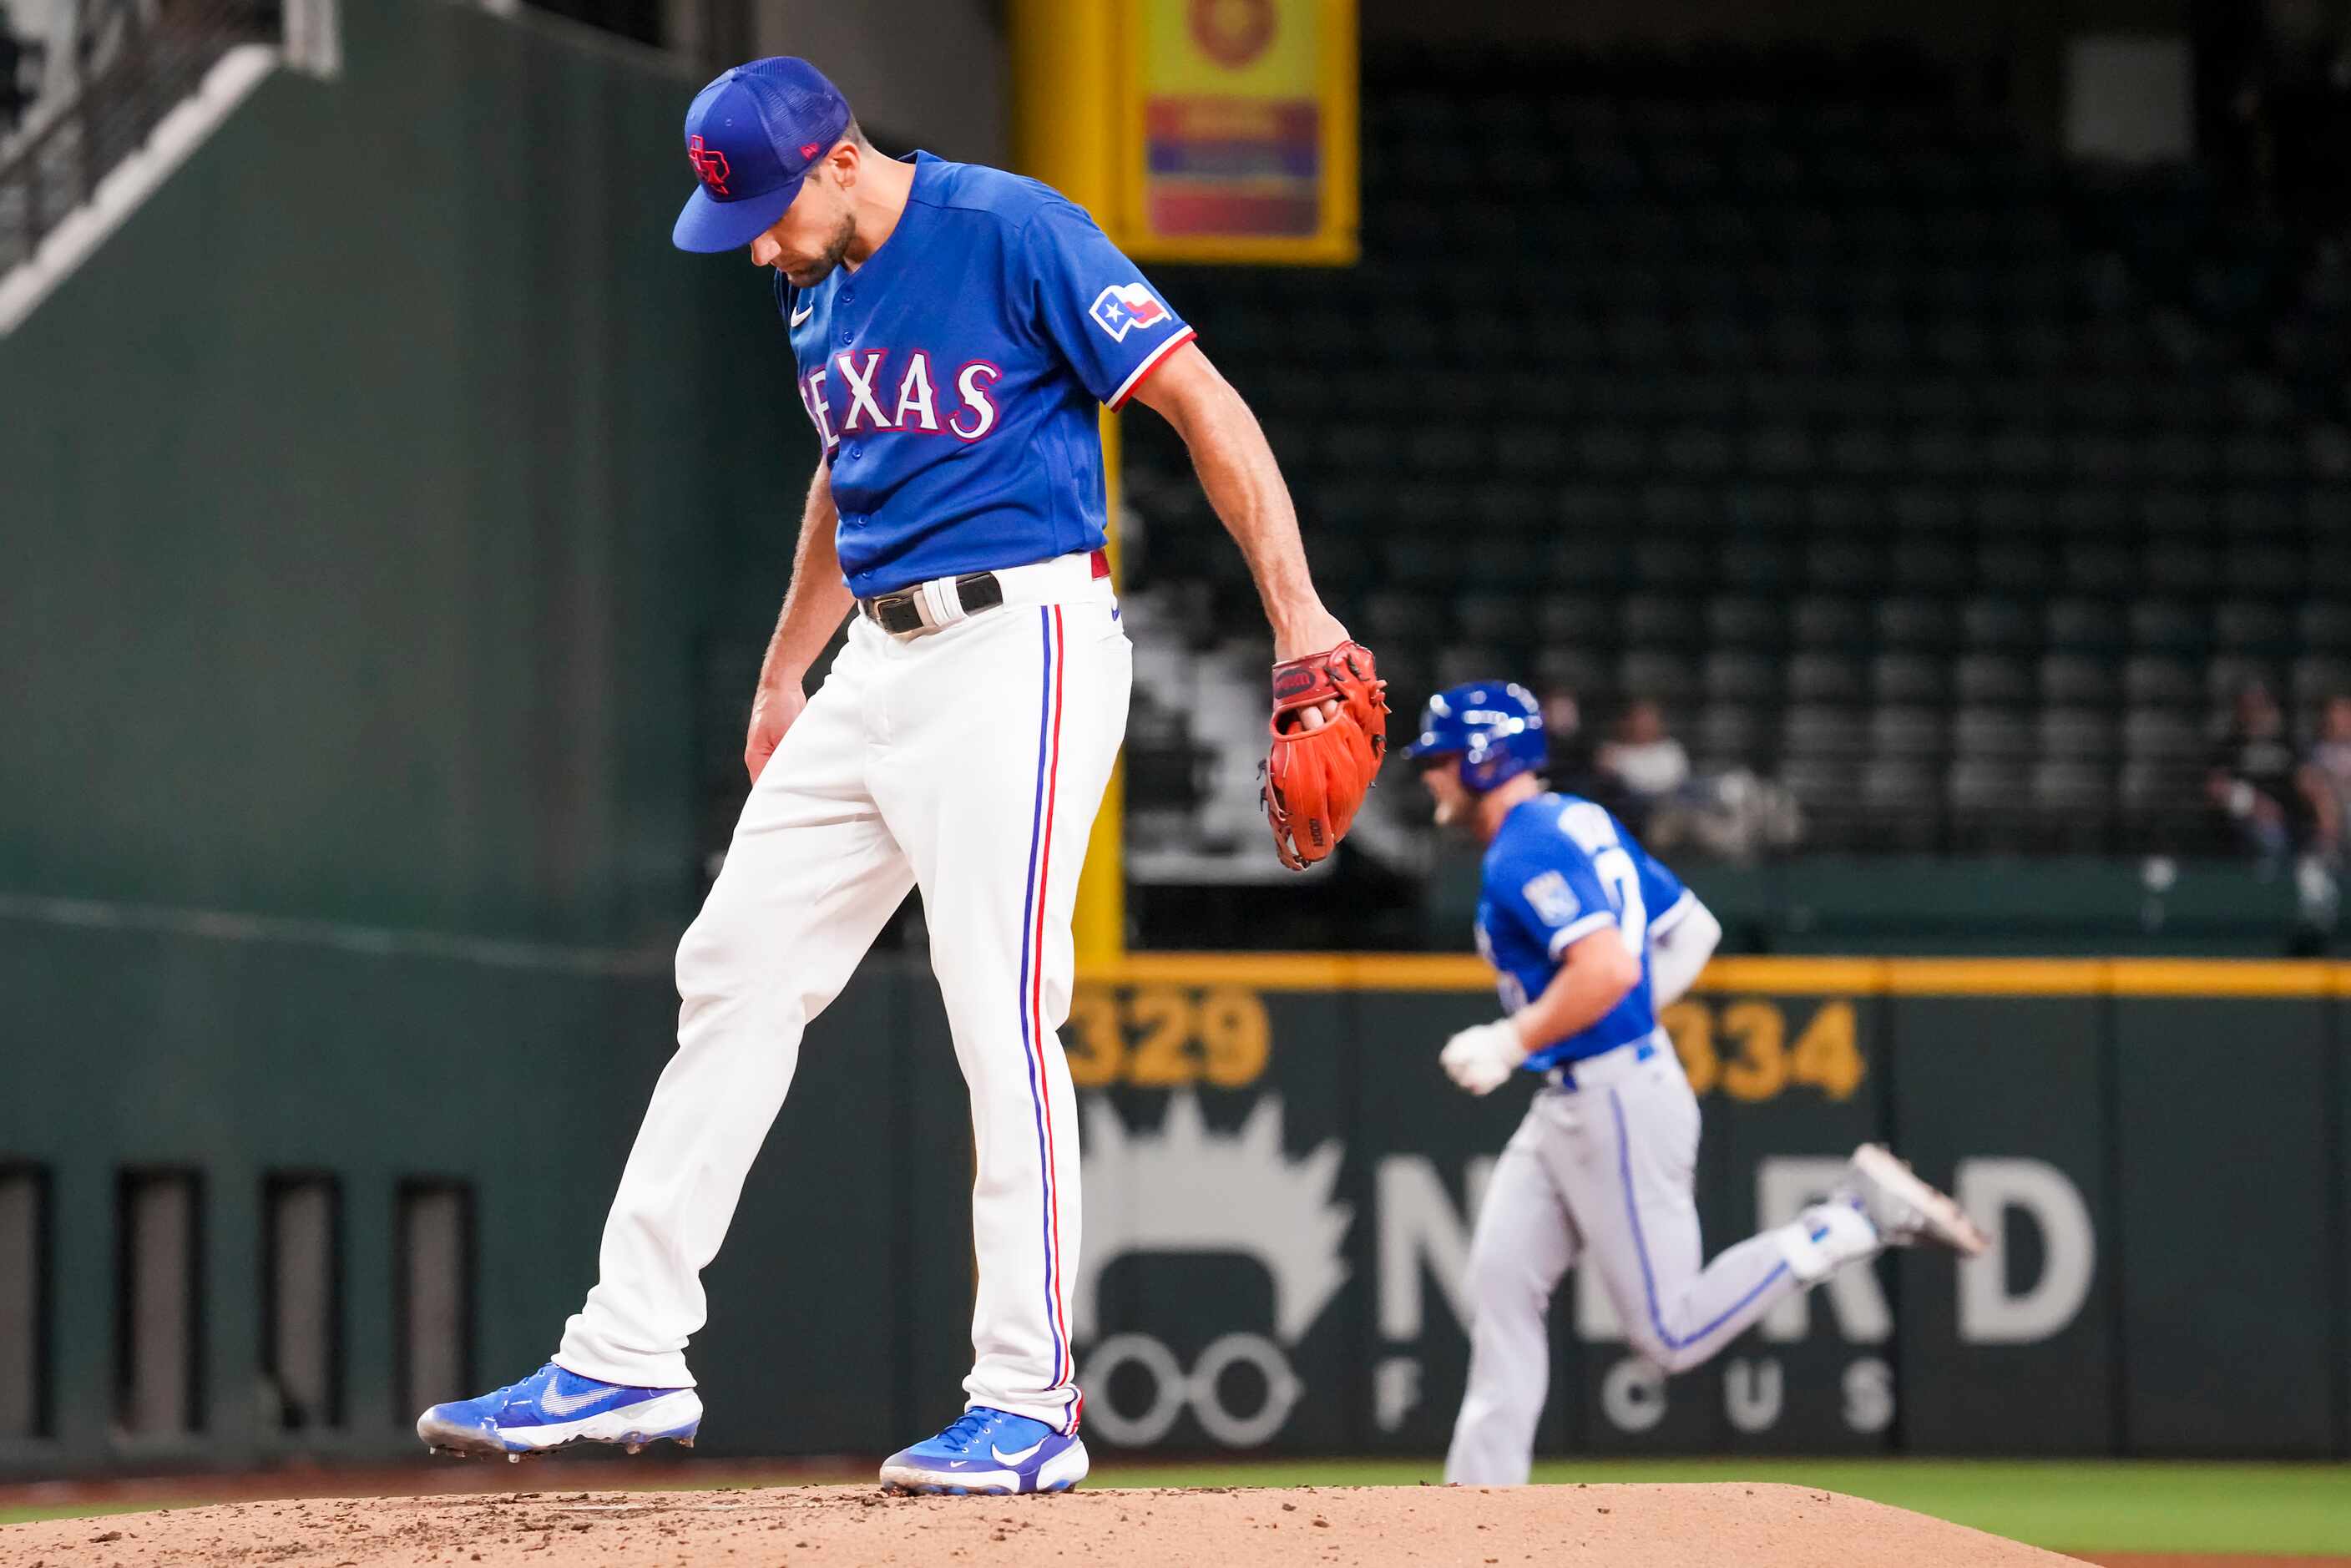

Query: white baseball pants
left=1444, top=1039, right=1879, bottom=1484
left=555, top=553, right=1130, bottom=1434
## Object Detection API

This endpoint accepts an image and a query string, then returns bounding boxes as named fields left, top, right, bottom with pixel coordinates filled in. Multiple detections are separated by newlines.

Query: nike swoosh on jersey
left=990, top=1439, right=1046, bottom=1465
left=537, top=1382, right=606, bottom=1417
left=790, top=301, right=814, bottom=326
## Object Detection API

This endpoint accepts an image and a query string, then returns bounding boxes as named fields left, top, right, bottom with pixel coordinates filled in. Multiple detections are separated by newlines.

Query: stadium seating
left=1121, top=46, right=2351, bottom=854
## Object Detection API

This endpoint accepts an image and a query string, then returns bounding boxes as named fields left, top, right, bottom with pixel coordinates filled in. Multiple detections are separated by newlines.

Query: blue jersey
left=779, top=151, right=1196, bottom=597
left=1474, top=793, right=1695, bottom=1072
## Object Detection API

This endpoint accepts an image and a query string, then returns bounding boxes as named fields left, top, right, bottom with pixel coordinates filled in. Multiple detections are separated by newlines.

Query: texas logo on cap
left=686, top=135, right=731, bottom=195
left=1089, top=282, right=1170, bottom=341
left=671, top=57, right=852, bottom=254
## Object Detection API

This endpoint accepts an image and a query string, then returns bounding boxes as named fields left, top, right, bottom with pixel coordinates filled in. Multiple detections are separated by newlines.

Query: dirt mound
left=0, top=1481, right=2081, bottom=1567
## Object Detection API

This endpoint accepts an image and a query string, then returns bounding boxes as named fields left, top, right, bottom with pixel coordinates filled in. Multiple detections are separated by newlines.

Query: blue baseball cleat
left=878, top=1406, right=1089, bottom=1495
left=416, top=1362, right=703, bottom=1460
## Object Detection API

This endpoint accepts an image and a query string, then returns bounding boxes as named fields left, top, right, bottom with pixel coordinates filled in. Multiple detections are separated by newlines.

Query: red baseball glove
left=1262, top=640, right=1388, bottom=870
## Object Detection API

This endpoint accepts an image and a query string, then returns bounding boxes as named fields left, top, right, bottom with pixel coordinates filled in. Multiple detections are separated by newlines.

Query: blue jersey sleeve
left=1638, top=846, right=1695, bottom=938
left=1016, top=201, right=1196, bottom=408
left=1488, top=835, right=1622, bottom=963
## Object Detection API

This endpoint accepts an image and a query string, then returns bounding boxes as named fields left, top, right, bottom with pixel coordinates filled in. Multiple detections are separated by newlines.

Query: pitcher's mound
left=0, top=1480, right=2082, bottom=1567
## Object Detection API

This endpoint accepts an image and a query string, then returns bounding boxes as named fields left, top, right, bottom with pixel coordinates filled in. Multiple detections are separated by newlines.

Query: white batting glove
left=1439, top=1019, right=1529, bottom=1097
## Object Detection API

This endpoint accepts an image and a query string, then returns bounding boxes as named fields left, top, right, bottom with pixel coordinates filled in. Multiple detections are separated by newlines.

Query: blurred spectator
left=1539, top=686, right=1588, bottom=792
left=1583, top=697, right=1797, bottom=862
left=2307, top=693, right=2351, bottom=862
left=1595, top=699, right=1691, bottom=828
left=0, top=4, right=43, bottom=136
left=2206, top=682, right=2329, bottom=867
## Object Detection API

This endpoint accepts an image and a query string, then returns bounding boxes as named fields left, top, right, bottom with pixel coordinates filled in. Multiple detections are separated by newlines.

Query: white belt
left=869, top=549, right=1107, bottom=640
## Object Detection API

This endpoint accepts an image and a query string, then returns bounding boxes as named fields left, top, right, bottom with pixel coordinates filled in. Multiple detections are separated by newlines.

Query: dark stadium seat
left=2044, top=599, right=2126, bottom=655
left=1696, top=704, right=1773, bottom=766
left=2224, top=545, right=2305, bottom=598
left=1869, top=704, right=1949, bottom=758
left=2058, top=541, right=2137, bottom=595
left=2040, top=653, right=2121, bottom=706
left=1953, top=653, right=2036, bottom=705
left=1948, top=760, right=2032, bottom=850
left=1717, top=538, right=1799, bottom=593
left=1874, top=597, right=1959, bottom=651
left=1456, top=592, right=1531, bottom=638
left=1620, top=594, right=1707, bottom=648
left=1960, top=598, right=2040, bottom=650
left=1701, top=650, right=1782, bottom=705
left=1861, top=760, right=1945, bottom=848
left=1703, top=596, right=1787, bottom=649
left=1786, top=651, right=1868, bottom=704
left=2293, top=656, right=2351, bottom=708
left=1888, top=535, right=1969, bottom=592
left=1536, top=593, right=1617, bottom=645
left=1618, top=650, right=1701, bottom=705
left=2212, top=600, right=2298, bottom=656
left=2300, top=603, right=2351, bottom=652
left=2128, top=600, right=2212, bottom=655
left=1802, top=536, right=1886, bottom=592
left=2206, top=654, right=2278, bottom=704
left=1438, top=644, right=1516, bottom=688
left=2037, top=706, right=2120, bottom=761
left=2121, top=655, right=2203, bottom=709
left=1534, top=647, right=1613, bottom=703
left=2145, top=540, right=2222, bottom=594
left=1790, top=595, right=1872, bottom=649
left=1782, top=704, right=1866, bottom=759
left=1872, top=651, right=1950, bottom=705
left=2029, top=761, right=2116, bottom=848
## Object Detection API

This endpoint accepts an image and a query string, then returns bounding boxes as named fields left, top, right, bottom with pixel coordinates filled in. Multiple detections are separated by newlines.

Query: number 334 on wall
left=1065, top=984, right=1273, bottom=1090
left=1662, top=998, right=1866, bottom=1102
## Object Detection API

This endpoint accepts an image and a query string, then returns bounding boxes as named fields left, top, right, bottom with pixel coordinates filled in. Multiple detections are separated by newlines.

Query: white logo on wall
left=1077, top=1092, right=1351, bottom=1447
left=1377, top=1152, right=2096, bottom=1436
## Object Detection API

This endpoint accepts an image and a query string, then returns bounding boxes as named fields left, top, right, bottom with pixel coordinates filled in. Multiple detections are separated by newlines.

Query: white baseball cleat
left=1843, top=1144, right=1988, bottom=1257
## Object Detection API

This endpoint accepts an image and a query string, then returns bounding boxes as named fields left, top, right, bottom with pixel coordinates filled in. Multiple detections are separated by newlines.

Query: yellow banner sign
left=1122, top=0, right=1358, bottom=264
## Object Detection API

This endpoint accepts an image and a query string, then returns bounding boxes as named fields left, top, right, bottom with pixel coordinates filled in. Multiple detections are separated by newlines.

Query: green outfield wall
left=3, top=940, right=2345, bottom=1476
left=0, top=0, right=806, bottom=947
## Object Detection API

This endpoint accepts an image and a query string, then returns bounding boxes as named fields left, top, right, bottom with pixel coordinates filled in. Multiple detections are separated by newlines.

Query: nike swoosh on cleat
left=538, top=1383, right=606, bottom=1418
left=990, top=1439, right=1046, bottom=1465
left=791, top=302, right=814, bottom=326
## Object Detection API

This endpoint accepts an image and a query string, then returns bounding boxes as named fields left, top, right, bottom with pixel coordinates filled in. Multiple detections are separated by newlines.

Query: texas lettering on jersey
left=797, top=351, right=1004, bottom=449
left=769, top=153, right=1192, bottom=599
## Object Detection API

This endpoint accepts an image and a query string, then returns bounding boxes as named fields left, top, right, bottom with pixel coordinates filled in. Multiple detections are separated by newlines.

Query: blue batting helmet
left=1400, top=681, right=1545, bottom=793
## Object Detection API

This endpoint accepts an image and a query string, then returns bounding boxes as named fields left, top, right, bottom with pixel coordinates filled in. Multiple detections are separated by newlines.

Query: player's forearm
left=757, top=467, right=855, bottom=692
left=1150, top=359, right=1337, bottom=653
left=1512, top=931, right=1641, bottom=1053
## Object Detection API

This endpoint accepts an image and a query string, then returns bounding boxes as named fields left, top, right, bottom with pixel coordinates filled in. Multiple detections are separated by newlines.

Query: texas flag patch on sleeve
left=1090, top=282, right=1171, bottom=341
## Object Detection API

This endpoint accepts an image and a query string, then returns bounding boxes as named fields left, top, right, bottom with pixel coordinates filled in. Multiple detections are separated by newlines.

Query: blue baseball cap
left=672, top=57, right=852, bottom=254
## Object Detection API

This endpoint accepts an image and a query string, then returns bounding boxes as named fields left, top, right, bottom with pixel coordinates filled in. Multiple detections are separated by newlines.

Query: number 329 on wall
left=1064, top=984, right=1272, bottom=1090
left=1661, top=998, right=1865, bottom=1102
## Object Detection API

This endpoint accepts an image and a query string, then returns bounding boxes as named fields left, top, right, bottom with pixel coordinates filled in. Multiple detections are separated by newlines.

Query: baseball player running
left=415, top=58, right=1385, bottom=1495
left=1403, top=683, right=1984, bottom=1486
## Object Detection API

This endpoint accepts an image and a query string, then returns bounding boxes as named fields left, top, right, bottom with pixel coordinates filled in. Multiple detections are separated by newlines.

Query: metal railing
left=0, top=0, right=277, bottom=272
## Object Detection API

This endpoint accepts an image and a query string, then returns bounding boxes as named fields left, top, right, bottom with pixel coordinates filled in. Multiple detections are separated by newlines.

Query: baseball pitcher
left=415, top=57, right=1385, bottom=1495
left=1404, top=683, right=1984, bottom=1486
